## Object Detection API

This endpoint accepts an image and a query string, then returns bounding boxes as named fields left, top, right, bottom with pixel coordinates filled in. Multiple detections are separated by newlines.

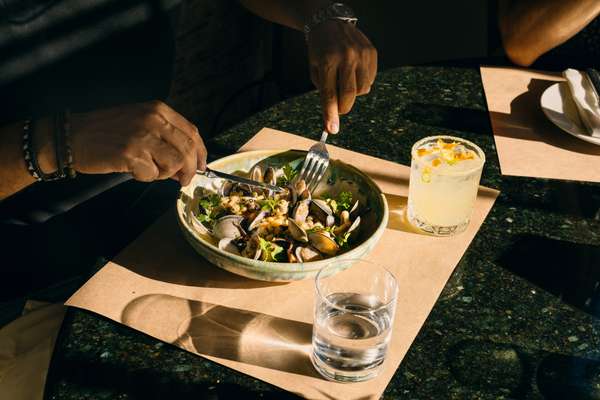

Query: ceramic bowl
left=176, top=149, right=388, bottom=281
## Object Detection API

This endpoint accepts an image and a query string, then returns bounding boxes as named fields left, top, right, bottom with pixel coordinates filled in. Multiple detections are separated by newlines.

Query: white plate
left=540, top=82, right=600, bottom=146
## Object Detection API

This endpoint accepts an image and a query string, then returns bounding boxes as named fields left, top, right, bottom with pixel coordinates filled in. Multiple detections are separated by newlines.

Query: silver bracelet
left=303, top=3, right=358, bottom=41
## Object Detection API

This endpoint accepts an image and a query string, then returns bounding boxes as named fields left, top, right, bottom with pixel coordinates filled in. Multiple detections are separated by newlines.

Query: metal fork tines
left=298, top=131, right=330, bottom=191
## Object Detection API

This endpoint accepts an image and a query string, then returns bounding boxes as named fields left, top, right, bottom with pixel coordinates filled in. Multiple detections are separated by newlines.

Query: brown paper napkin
left=0, top=301, right=66, bottom=400
left=66, top=128, right=498, bottom=400
left=480, top=66, right=600, bottom=183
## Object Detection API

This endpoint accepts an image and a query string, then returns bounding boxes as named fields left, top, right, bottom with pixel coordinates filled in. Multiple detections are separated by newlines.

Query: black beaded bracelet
left=22, top=118, right=65, bottom=182
left=22, top=119, right=41, bottom=181
left=58, top=110, right=76, bottom=179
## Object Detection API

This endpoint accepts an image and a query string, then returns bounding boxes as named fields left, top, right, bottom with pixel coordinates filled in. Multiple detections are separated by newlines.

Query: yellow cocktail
left=407, top=135, right=485, bottom=236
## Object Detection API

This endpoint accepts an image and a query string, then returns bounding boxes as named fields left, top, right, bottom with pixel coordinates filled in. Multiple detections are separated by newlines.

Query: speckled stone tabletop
left=45, top=66, right=600, bottom=400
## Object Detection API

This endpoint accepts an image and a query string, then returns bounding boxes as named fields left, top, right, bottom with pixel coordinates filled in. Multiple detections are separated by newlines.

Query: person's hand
left=69, top=101, right=207, bottom=186
left=307, top=20, right=377, bottom=134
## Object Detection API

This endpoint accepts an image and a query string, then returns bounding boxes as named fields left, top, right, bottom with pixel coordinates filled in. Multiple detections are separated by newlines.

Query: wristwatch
left=303, top=3, right=358, bottom=39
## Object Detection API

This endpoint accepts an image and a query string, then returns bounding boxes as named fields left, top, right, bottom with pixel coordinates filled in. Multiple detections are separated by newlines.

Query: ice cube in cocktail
left=407, top=135, right=485, bottom=236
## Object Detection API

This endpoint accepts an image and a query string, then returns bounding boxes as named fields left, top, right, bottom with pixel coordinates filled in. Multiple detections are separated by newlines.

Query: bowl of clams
left=176, top=150, right=388, bottom=281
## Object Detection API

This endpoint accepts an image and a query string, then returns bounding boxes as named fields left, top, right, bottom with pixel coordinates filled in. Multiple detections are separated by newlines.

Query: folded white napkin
left=563, top=68, right=600, bottom=138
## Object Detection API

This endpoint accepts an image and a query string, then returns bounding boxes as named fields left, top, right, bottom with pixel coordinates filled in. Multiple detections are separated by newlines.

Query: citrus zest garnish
left=421, top=166, right=432, bottom=183
left=432, top=158, right=441, bottom=167
left=417, top=148, right=430, bottom=157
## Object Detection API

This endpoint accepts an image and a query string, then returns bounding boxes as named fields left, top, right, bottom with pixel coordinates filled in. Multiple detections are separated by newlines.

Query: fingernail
left=329, top=121, right=339, bottom=134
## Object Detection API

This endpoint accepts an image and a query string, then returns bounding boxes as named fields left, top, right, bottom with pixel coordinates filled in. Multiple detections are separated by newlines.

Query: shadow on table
left=120, top=294, right=318, bottom=379
left=447, top=339, right=600, bottom=400
left=497, top=234, right=600, bottom=318
left=489, top=78, right=600, bottom=156
left=114, top=209, right=285, bottom=289
left=402, top=80, right=600, bottom=156
left=385, top=193, right=423, bottom=234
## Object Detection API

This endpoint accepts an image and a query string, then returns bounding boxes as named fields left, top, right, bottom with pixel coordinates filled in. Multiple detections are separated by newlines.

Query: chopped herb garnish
left=258, top=237, right=284, bottom=262
left=277, top=163, right=299, bottom=186
left=259, top=198, right=278, bottom=212
left=337, top=191, right=353, bottom=211
left=196, top=194, right=222, bottom=226
left=335, top=231, right=352, bottom=248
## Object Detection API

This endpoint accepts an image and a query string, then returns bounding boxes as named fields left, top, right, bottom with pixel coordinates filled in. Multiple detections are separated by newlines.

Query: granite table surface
left=44, top=66, right=600, bottom=400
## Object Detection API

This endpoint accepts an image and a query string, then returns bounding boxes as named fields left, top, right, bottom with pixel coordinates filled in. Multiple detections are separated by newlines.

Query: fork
left=298, top=130, right=330, bottom=191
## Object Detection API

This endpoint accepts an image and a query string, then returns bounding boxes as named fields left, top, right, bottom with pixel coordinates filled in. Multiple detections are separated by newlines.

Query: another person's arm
left=0, top=101, right=206, bottom=200
left=239, top=0, right=377, bottom=134
left=499, top=0, right=600, bottom=67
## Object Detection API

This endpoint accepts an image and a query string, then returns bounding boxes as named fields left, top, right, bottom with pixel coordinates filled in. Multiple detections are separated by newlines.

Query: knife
left=197, top=167, right=285, bottom=193
left=585, top=68, right=600, bottom=103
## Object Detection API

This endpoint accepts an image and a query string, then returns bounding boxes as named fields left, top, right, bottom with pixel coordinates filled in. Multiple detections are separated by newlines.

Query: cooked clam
left=193, top=160, right=364, bottom=264
left=292, top=200, right=310, bottom=223
left=249, top=165, right=263, bottom=182
left=247, top=210, right=267, bottom=231
left=287, top=219, right=308, bottom=243
left=310, top=199, right=333, bottom=223
left=308, top=231, right=340, bottom=256
left=263, top=166, right=276, bottom=185
left=218, top=238, right=241, bottom=255
left=295, top=245, right=323, bottom=262
left=213, top=215, right=245, bottom=239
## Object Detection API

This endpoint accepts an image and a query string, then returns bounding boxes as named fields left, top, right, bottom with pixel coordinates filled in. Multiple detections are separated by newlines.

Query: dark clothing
left=0, top=0, right=178, bottom=123
left=0, top=0, right=181, bottom=299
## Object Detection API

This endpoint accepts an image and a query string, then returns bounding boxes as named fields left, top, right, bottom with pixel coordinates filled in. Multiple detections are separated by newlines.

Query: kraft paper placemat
left=66, top=128, right=498, bottom=400
left=480, top=66, right=600, bottom=183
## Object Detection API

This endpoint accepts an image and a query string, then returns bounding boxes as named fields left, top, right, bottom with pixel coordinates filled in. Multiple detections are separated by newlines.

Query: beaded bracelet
left=22, top=118, right=64, bottom=182
left=58, top=110, right=76, bottom=179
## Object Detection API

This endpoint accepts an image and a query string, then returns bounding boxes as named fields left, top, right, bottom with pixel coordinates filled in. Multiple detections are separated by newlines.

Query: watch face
left=331, top=3, right=355, bottom=18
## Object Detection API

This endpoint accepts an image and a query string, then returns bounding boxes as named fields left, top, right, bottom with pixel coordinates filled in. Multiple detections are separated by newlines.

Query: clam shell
left=350, top=199, right=359, bottom=214
left=190, top=216, right=212, bottom=236
left=292, top=200, right=310, bottom=223
left=287, top=219, right=308, bottom=243
left=249, top=165, right=263, bottom=182
left=263, top=167, right=276, bottom=185
left=218, top=238, right=241, bottom=255
left=247, top=210, right=267, bottom=231
left=325, top=215, right=335, bottom=228
left=212, top=215, right=244, bottom=239
left=295, top=245, right=323, bottom=262
left=308, top=231, right=340, bottom=256
left=294, top=179, right=307, bottom=195
left=310, top=199, right=333, bottom=223
left=347, top=216, right=361, bottom=234
left=219, top=181, right=234, bottom=197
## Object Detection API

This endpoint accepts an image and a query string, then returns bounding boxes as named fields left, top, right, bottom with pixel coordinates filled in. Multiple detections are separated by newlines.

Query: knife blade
left=197, top=168, right=285, bottom=193
left=585, top=68, right=600, bottom=103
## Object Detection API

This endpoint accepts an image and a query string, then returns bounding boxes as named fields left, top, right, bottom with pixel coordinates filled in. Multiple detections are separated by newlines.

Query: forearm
left=239, top=0, right=331, bottom=31
left=499, top=0, right=600, bottom=66
left=0, top=118, right=56, bottom=200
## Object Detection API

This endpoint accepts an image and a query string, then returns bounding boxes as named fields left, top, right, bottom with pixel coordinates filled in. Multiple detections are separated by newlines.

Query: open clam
left=247, top=210, right=267, bottom=231
left=287, top=219, right=308, bottom=243
left=308, top=231, right=340, bottom=256
left=212, top=215, right=245, bottom=240
left=292, top=200, right=310, bottom=223
left=218, top=238, right=241, bottom=255
left=310, top=199, right=333, bottom=224
left=263, top=166, right=276, bottom=185
left=295, top=245, right=323, bottom=262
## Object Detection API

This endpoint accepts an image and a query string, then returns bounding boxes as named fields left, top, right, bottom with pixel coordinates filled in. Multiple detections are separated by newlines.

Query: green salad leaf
left=277, top=163, right=299, bottom=186
left=259, top=198, right=278, bottom=213
left=196, top=194, right=222, bottom=226
left=335, top=231, right=352, bottom=248
left=337, top=191, right=353, bottom=212
left=258, top=237, right=285, bottom=262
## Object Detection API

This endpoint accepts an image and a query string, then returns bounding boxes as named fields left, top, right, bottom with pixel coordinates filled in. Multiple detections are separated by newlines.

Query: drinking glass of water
left=311, top=260, right=398, bottom=382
